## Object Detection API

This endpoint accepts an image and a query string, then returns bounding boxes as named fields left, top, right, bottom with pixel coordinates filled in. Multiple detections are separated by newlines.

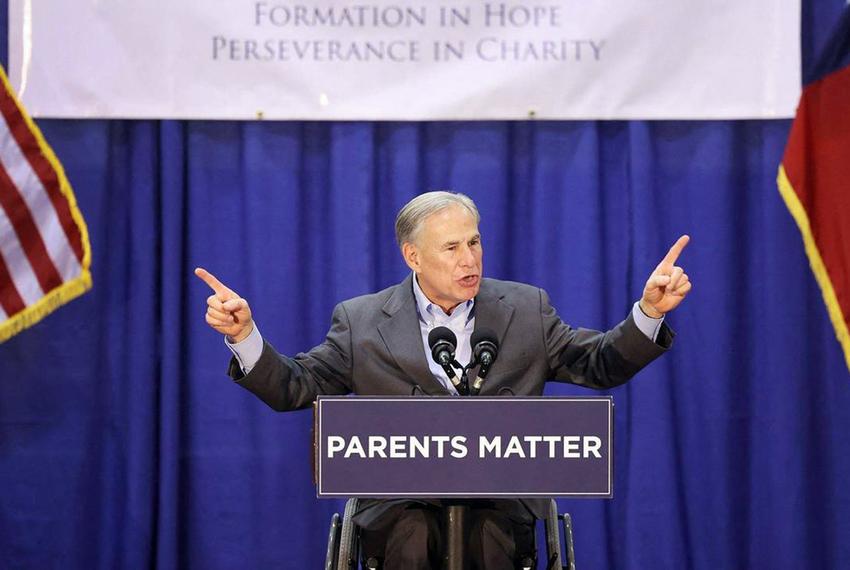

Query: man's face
left=403, top=205, right=483, bottom=313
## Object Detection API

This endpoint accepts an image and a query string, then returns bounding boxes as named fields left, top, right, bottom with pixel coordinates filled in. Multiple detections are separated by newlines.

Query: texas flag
left=0, top=67, right=91, bottom=342
left=778, top=6, right=850, bottom=371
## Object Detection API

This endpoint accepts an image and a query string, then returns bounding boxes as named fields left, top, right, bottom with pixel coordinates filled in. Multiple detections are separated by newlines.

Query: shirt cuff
left=632, top=302, right=664, bottom=342
left=225, top=324, right=263, bottom=374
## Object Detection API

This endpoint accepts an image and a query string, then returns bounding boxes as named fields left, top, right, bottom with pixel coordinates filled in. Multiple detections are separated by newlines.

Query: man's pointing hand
left=195, top=267, right=254, bottom=343
left=640, top=235, right=692, bottom=318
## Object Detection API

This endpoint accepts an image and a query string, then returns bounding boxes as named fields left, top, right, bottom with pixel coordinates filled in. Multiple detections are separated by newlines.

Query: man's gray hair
left=395, top=191, right=480, bottom=248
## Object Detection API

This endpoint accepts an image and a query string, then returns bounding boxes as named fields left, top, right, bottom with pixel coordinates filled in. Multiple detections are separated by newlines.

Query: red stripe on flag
left=0, top=84, right=85, bottom=265
left=0, top=251, right=27, bottom=317
left=0, top=164, right=63, bottom=294
left=783, top=66, right=850, bottom=323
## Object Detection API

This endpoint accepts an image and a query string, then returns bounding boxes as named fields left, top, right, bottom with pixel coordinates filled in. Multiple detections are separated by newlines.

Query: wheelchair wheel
left=324, top=513, right=341, bottom=570
left=337, top=498, right=360, bottom=568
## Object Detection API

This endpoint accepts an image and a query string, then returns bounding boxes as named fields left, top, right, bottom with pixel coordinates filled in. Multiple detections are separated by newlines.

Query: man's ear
left=402, top=242, right=419, bottom=272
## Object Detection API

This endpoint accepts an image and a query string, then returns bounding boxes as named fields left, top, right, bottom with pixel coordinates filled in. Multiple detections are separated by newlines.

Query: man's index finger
left=661, top=235, right=690, bottom=267
left=194, top=267, right=230, bottom=298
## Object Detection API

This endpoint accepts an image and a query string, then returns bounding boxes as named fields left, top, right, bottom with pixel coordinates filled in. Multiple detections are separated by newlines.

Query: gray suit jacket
left=228, top=275, right=673, bottom=522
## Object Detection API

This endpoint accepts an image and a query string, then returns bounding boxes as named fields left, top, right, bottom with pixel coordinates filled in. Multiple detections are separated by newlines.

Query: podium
left=315, top=396, right=609, bottom=568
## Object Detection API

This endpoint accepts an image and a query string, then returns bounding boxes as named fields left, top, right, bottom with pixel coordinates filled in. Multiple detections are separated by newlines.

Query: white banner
left=8, top=1, right=800, bottom=120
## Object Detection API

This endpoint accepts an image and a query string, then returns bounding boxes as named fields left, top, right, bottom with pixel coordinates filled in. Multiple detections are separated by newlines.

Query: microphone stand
left=459, top=363, right=471, bottom=396
left=446, top=362, right=473, bottom=568
left=444, top=502, right=468, bottom=570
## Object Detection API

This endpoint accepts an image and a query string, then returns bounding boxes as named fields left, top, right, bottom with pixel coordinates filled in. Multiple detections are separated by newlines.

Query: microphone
left=428, top=326, right=467, bottom=395
left=470, top=328, right=499, bottom=395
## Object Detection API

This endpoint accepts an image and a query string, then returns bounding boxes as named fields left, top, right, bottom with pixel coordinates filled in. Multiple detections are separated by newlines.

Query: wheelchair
left=325, top=498, right=576, bottom=570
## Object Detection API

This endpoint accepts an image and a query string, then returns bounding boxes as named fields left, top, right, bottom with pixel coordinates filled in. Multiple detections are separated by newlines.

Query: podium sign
left=314, top=396, right=613, bottom=498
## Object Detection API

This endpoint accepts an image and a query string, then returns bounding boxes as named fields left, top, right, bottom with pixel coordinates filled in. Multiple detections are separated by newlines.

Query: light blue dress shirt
left=411, top=274, right=475, bottom=394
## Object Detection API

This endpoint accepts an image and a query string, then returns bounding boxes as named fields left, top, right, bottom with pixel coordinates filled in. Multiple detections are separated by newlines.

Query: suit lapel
left=377, top=275, right=449, bottom=395
left=471, top=280, right=515, bottom=377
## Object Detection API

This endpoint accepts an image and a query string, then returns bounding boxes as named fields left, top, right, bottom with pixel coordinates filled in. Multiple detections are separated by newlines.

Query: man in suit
left=196, top=191, right=691, bottom=569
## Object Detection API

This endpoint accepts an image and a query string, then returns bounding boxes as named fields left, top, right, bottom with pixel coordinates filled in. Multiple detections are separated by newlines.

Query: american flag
left=0, top=67, right=91, bottom=342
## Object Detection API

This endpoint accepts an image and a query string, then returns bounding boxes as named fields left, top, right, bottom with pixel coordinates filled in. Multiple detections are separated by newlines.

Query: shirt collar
left=412, top=273, right=475, bottom=325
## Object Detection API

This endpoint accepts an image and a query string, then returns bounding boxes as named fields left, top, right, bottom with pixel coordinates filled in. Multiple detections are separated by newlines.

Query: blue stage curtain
left=2, top=2, right=849, bottom=568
